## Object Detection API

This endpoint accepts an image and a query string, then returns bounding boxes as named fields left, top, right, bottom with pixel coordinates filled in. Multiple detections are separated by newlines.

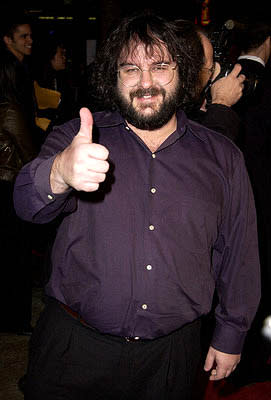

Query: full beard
left=115, top=84, right=181, bottom=131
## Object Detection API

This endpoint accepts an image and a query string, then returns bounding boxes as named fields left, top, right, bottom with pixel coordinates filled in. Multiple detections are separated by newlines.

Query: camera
left=206, top=20, right=259, bottom=100
left=210, top=19, right=235, bottom=67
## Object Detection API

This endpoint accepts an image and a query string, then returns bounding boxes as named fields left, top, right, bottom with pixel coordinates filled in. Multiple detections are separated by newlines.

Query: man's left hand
left=204, top=346, right=241, bottom=380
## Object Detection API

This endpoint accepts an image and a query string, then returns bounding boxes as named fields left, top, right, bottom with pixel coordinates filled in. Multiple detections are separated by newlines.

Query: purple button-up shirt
left=14, top=109, right=260, bottom=353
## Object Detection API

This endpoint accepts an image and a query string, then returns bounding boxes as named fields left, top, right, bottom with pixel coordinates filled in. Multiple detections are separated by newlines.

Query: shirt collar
left=93, top=109, right=206, bottom=142
left=93, top=110, right=124, bottom=128
left=237, top=55, right=265, bottom=67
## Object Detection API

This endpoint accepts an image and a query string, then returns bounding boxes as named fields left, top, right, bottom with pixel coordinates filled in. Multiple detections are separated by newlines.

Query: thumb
left=78, top=107, right=93, bottom=143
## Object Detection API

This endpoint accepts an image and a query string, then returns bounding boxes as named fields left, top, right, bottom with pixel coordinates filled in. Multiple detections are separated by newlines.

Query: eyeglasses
left=118, top=62, right=178, bottom=88
left=202, top=63, right=215, bottom=78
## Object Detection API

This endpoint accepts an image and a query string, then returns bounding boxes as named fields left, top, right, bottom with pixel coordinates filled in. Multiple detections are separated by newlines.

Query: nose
left=139, top=69, right=153, bottom=88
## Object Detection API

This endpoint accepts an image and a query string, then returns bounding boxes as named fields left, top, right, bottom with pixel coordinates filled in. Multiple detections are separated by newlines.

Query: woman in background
left=33, top=35, right=75, bottom=141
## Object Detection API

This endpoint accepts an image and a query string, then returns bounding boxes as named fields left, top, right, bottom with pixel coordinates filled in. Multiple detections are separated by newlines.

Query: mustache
left=130, top=87, right=165, bottom=100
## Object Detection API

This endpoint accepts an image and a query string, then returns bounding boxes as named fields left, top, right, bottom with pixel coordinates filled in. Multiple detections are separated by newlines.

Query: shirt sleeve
left=211, top=151, right=261, bottom=354
left=13, top=120, right=79, bottom=224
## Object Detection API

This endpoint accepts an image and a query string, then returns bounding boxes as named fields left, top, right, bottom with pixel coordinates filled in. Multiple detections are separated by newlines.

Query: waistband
left=59, top=302, right=151, bottom=343
left=55, top=299, right=201, bottom=344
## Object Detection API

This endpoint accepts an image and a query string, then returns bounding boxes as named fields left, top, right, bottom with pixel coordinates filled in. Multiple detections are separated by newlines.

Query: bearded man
left=13, top=12, right=260, bottom=400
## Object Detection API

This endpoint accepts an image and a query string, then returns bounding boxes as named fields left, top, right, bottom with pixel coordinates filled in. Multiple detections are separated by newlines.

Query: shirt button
left=150, top=187, right=156, bottom=194
left=146, top=264, right=152, bottom=270
left=125, top=126, right=130, bottom=130
left=149, top=225, right=155, bottom=231
left=47, top=194, right=54, bottom=200
left=152, top=153, right=156, bottom=158
left=142, top=304, right=148, bottom=310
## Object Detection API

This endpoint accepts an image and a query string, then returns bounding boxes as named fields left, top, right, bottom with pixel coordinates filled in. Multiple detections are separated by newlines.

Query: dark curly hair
left=90, top=12, right=204, bottom=113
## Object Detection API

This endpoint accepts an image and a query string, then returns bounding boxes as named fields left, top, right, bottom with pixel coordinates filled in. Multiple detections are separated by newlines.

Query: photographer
left=197, top=30, right=245, bottom=142
left=176, top=19, right=245, bottom=143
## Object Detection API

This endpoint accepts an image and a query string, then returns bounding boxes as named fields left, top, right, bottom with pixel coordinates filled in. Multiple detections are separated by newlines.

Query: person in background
left=175, top=19, right=245, bottom=143
left=14, top=11, right=260, bottom=400
left=0, top=40, right=37, bottom=335
left=0, top=12, right=38, bottom=147
left=33, top=35, right=75, bottom=143
left=31, top=35, right=76, bottom=285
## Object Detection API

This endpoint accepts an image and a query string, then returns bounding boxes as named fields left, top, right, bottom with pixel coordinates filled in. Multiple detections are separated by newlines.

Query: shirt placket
left=132, top=150, right=159, bottom=337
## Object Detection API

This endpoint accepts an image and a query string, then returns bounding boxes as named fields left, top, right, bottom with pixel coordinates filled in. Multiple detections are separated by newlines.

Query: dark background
left=1, top=0, right=269, bottom=105
left=1, top=0, right=270, bottom=48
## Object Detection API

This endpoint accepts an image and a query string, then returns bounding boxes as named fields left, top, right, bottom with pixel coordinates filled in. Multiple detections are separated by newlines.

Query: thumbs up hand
left=50, top=108, right=109, bottom=193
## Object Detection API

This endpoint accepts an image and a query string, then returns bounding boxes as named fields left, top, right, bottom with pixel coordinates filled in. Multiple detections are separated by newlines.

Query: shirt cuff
left=211, top=320, right=246, bottom=354
left=34, top=154, right=73, bottom=206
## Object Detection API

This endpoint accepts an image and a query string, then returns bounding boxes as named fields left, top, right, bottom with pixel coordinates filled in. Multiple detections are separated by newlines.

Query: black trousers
left=25, top=297, right=201, bottom=400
